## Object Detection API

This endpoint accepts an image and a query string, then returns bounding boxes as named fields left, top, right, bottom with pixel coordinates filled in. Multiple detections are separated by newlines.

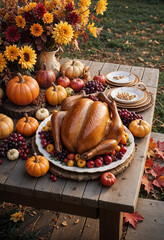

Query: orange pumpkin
left=45, top=83, right=67, bottom=106
left=36, top=64, right=56, bottom=88
left=6, top=73, right=39, bottom=106
left=0, top=114, right=14, bottom=139
left=129, top=119, right=151, bottom=138
left=25, top=153, right=49, bottom=177
left=16, top=113, right=39, bottom=137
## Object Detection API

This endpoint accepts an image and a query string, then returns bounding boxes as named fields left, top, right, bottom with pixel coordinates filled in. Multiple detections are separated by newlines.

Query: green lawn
left=64, top=0, right=164, bottom=133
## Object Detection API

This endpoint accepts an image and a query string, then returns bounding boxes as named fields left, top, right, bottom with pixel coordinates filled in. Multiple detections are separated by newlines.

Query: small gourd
left=45, top=83, right=67, bottom=106
left=25, top=153, right=49, bottom=177
left=16, top=113, right=39, bottom=137
left=7, top=149, right=19, bottom=161
left=36, top=108, right=49, bottom=121
left=83, top=66, right=91, bottom=83
left=129, top=119, right=151, bottom=138
left=36, top=63, right=56, bottom=88
left=0, top=114, right=14, bottom=139
left=60, top=60, right=84, bottom=79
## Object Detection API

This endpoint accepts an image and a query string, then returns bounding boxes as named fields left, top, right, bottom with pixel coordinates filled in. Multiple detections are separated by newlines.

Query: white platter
left=111, top=87, right=144, bottom=104
left=35, top=115, right=134, bottom=173
left=106, top=71, right=135, bottom=84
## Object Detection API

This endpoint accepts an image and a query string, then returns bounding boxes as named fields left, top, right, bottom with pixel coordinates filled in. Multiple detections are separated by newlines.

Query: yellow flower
left=17, top=7, right=24, bottom=15
left=78, top=0, right=91, bottom=7
left=10, top=211, right=24, bottom=223
left=0, top=53, right=7, bottom=72
left=96, top=0, right=108, bottom=15
left=43, top=12, right=53, bottom=24
left=19, top=45, right=37, bottom=70
left=88, top=22, right=97, bottom=38
left=5, top=45, right=19, bottom=62
left=45, top=1, right=53, bottom=11
left=52, top=21, right=74, bottom=45
left=15, top=15, right=26, bottom=28
left=24, top=2, right=37, bottom=12
left=30, top=23, right=43, bottom=37
left=79, top=6, right=90, bottom=17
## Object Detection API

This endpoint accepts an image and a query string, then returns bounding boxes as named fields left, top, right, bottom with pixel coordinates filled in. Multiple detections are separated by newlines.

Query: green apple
left=66, top=87, right=74, bottom=96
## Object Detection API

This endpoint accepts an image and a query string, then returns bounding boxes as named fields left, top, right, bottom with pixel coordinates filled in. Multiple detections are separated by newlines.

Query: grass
left=64, top=0, right=164, bottom=133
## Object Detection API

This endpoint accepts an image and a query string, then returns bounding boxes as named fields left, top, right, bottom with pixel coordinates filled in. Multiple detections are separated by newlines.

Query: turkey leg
left=81, top=139, right=118, bottom=160
left=51, top=111, right=67, bottom=152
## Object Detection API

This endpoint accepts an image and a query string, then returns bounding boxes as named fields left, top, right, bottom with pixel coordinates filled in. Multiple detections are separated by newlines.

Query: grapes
left=0, top=133, right=30, bottom=160
left=88, top=95, right=99, bottom=101
left=83, top=80, right=104, bottom=94
left=118, top=109, right=143, bottom=127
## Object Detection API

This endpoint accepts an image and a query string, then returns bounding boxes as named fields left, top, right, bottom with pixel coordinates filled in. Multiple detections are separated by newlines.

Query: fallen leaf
left=154, top=140, right=164, bottom=160
left=156, top=30, right=163, bottom=35
left=142, top=51, right=149, bottom=55
left=123, top=212, right=144, bottom=229
left=153, top=56, right=160, bottom=61
left=141, top=22, right=146, bottom=25
left=107, top=28, right=112, bottom=33
left=132, top=31, right=137, bottom=35
left=145, top=159, right=155, bottom=169
left=68, top=215, right=73, bottom=219
left=128, top=20, right=132, bottom=23
left=154, top=40, right=160, bottom=45
left=52, top=217, right=57, bottom=223
left=147, top=149, right=156, bottom=159
left=124, top=40, right=131, bottom=45
left=141, top=175, right=154, bottom=194
left=149, top=163, right=164, bottom=178
left=125, top=6, right=128, bottom=9
left=138, top=57, right=144, bottom=62
left=153, top=176, right=164, bottom=188
left=74, top=219, right=80, bottom=224
left=61, top=221, right=67, bottom=227
left=149, top=137, right=157, bottom=150
left=154, top=16, right=158, bottom=20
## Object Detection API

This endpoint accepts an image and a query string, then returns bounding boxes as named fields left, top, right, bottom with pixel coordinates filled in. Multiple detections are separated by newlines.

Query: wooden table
left=0, top=59, right=159, bottom=240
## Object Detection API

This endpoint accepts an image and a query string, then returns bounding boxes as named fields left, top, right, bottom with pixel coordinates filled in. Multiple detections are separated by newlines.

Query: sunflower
left=15, top=15, right=26, bottom=28
left=30, top=23, right=43, bottom=37
left=52, top=21, right=74, bottom=45
left=43, top=12, right=53, bottom=24
left=5, top=45, right=19, bottom=62
left=0, top=53, right=7, bottom=73
left=88, top=22, right=97, bottom=38
left=95, top=0, right=108, bottom=15
left=19, top=45, right=37, bottom=70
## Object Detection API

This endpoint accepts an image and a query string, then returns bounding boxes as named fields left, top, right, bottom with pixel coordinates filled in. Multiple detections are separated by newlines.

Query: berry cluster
left=39, top=130, right=54, bottom=148
left=83, top=80, right=104, bottom=94
left=50, top=174, right=57, bottom=182
left=118, top=109, right=143, bottom=127
left=88, top=94, right=99, bottom=101
left=0, top=133, right=30, bottom=160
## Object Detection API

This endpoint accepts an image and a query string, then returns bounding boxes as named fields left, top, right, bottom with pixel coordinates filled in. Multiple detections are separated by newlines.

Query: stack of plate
left=107, top=85, right=154, bottom=113
left=105, top=71, right=140, bottom=87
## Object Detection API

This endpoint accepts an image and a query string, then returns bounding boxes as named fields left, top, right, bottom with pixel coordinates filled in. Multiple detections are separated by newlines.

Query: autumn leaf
left=156, top=30, right=163, bottom=35
left=145, top=159, right=155, bottom=169
left=147, top=149, right=156, bottom=159
left=141, top=175, right=154, bottom=194
left=138, top=57, right=144, bottom=62
left=123, top=212, right=144, bottom=229
left=153, top=176, right=164, bottom=188
left=149, top=163, right=164, bottom=178
left=149, top=137, right=157, bottom=150
left=154, top=140, right=164, bottom=160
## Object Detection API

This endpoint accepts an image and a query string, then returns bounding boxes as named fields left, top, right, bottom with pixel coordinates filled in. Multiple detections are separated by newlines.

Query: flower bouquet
left=0, top=0, right=108, bottom=84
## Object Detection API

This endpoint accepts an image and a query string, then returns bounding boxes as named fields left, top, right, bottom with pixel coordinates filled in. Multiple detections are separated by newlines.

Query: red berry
left=50, top=174, right=54, bottom=179
left=0, top=160, right=2, bottom=165
left=53, top=176, right=57, bottom=182
left=120, top=146, right=127, bottom=154
left=64, top=158, right=68, bottom=163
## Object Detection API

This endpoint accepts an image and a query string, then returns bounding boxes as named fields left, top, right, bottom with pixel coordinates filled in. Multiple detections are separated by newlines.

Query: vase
left=36, top=49, right=61, bottom=78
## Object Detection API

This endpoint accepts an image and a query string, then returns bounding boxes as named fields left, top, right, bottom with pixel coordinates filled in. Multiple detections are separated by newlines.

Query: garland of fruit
left=0, top=59, right=151, bottom=187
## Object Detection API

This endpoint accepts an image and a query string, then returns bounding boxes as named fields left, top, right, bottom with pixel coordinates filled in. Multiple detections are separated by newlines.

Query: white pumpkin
left=7, top=149, right=19, bottom=161
left=60, top=60, right=84, bottom=79
left=36, top=108, right=49, bottom=121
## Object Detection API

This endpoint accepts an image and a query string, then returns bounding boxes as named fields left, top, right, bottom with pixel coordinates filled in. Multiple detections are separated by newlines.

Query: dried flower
left=4, top=25, right=20, bottom=43
left=34, top=3, right=46, bottom=19
left=10, top=211, right=24, bottom=223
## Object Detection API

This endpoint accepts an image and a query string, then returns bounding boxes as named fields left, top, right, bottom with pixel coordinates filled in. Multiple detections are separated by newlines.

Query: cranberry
left=64, top=158, right=68, bottom=163
left=40, top=134, right=45, bottom=139
left=23, top=145, right=28, bottom=150
left=113, top=156, right=117, bottom=161
left=50, top=174, right=54, bottom=179
left=53, top=176, right=57, bottom=182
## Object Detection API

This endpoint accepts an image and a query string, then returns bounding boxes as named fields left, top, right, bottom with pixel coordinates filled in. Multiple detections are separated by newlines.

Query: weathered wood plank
left=62, top=180, right=87, bottom=205
left=99, top=62, right=119, bottom=75
left=118, top=64, right=132, bottom=72
left=0, top=159, right=18, bottom=191
left=50, top=177, right=67, bottom=202
left=34, top=173, right=54, bottom=199
left=81, top=218, right=99, bottom=240
left=50, top=213, right=85, bottom=240
left=20, top=171, right=38, bottom=197
left=141, top=67, right=159, bottom=88
left=151, top=132, right=164, bottom=142
left=89, top=61, right=105, bottom=78
left=126, top=199, right=164, bottom=240
left=4, top=159, right=26, bottom=193
left=130, top=66, right=144, bottom=79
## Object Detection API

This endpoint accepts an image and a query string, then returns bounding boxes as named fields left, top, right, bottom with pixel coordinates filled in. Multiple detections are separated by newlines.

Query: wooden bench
left=0, top=59, right=159, bottom=240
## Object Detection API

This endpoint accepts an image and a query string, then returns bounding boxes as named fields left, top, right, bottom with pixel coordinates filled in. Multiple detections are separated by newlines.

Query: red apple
left=95, top=158, right=103, bottom=167
left=87, top=160, right=95, bottom=168
left=101, top=172, right=116, bottom=187
left=103, top=155, right=112, bottom=165
left=57, top=72, right=70, bottom=88
left=93, top=70, right=106, bottom=85
left=67, top=153, right=75, bottom=160
left=70, top=78, right=84, bottom=92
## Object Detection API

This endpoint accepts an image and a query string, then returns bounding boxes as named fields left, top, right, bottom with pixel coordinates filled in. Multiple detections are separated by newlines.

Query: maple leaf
left=154, top=140, right=164, bottom=161
left=145, top=159, right=155, bottom=169
left=153, top=176, right=164, bottom=188
left=147, top=149, right=156, bottom=159
left=123, top=212, right=144, bottom=229
left=141, top=175, right=154, bottom=194
left=149, top=137, right=157, bottom=150
left=149, top=163, right=164, bottom=178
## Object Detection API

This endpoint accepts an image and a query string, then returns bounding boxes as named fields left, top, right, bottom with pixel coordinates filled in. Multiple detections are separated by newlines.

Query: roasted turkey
left=51, top=92, right=124, bottom=160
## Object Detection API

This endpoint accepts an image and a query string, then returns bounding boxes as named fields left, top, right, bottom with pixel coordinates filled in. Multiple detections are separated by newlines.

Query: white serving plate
left=106, top=71, right=135, bottom=84
left=111, top=87, right=144, bottom=104
left=35, top=115, right=134, bottom=173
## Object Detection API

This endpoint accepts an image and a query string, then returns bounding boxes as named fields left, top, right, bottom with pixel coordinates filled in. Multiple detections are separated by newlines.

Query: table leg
left=99, top=209, right=123, bottom=240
